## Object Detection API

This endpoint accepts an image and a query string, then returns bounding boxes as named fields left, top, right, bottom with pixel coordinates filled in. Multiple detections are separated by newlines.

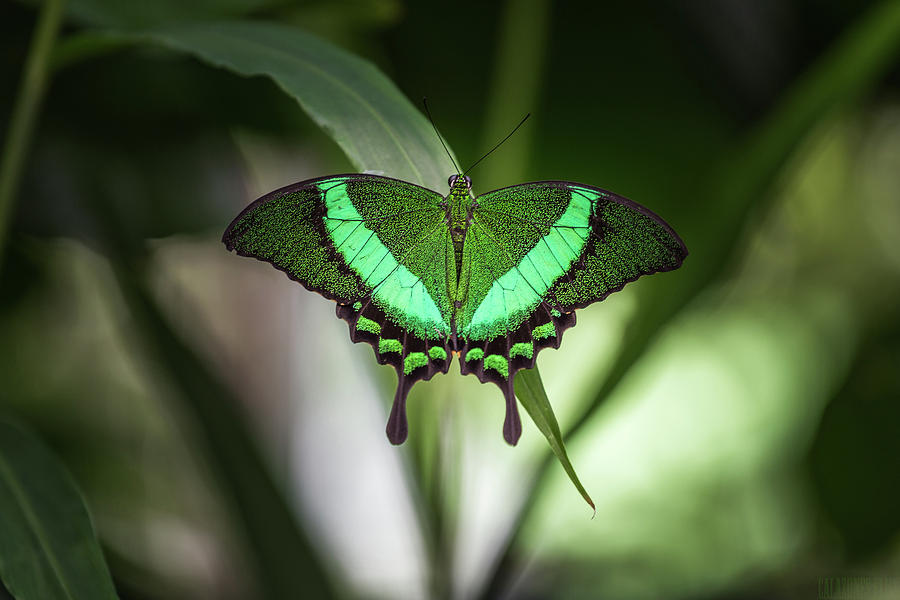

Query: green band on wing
left=428, top=346, right=447, bottom=361
left=532, top=322, right=556, bottom=340
left=356, top=316, right=381, bottom=335
left=379, top=338, right=402, bottom=354
left=323, top=181, right=449, bottom=339
left=462, top=189, right=594, bottom=340
left=484, top=354, right=509, bottom=378
left=510, top=342, right=534, bottom=359
left=403, top=352, right=428, bottom=375
left=465, top=348, right=484, bottom=362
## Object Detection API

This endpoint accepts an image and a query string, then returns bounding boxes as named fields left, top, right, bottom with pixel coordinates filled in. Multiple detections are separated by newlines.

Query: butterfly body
left=443, top=175, right=472, bottom=301
left=223, top=173, right=687, bottom=446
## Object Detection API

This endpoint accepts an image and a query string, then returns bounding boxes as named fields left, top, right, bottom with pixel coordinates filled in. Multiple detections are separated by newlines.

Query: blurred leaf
left=515, top=369, right=593, bottom=511
left=809, top=321, right=900, bottom=559
left=0, top=420, right=118, bottom=600
left=560, top=0, right=900, bottom=454
left=131, top=20, right=454, bottom=191
left=0, top=0, right=65, bottom=269
left=64, top=0, right=283, bottom=29
left=21, top=133, right=246, bottom=241
left=100, top=250, right=338, bottom=600
left=47, top=43, right=312, bottom=139
left=479, top=0, right=550, bottom=191
left=569, top=0, right=900, bottom=496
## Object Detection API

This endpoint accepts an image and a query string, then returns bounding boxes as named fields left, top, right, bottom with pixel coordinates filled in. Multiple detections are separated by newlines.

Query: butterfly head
left=448, top=174, right=472, bottom=193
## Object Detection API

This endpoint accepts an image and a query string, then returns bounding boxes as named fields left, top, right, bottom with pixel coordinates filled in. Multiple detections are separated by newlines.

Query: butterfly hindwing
left=456, top=181, right=687, bottom=444
left=223, top=174, right=455, bottom=443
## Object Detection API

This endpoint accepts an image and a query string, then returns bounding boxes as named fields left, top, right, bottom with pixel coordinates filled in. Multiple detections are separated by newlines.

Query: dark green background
left=2, top=1, right=899, bottom=599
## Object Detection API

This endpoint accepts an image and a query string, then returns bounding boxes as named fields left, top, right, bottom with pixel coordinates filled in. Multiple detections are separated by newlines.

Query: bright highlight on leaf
left=223, top=170, right=687, bottom=449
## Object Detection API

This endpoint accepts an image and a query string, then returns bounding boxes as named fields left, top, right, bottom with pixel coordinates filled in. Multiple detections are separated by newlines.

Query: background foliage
left=1, top=1, right=899, bottom=599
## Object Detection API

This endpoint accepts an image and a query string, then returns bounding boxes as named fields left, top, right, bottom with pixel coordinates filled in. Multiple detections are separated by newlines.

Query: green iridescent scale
left=223, top=173, right=687, bottom=445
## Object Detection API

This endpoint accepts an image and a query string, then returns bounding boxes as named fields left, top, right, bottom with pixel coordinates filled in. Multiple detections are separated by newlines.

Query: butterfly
left=223, top=168, right=687, bottom=446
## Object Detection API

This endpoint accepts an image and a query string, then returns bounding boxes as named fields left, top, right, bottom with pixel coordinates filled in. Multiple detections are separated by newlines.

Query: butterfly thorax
left=444, top=176, right=473, bottom=234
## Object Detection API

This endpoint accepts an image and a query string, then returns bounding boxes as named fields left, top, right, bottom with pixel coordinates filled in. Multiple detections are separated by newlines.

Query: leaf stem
left=0, top=0, right=67, bottom=269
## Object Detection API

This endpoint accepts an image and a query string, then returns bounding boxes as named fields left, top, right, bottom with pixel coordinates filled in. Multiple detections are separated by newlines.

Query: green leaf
left=65, top=0, right=282, bottom=29
left=515, top=369, right=594, bottom=511
left=0, top=420, right=118, bottom=600
left=132, top=20, right=454, bottom=192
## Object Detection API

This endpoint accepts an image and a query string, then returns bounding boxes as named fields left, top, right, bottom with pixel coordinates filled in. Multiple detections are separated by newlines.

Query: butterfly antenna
left=423, top=97, right=461, bottom=175
left=464, top=113, right=531, bottom=176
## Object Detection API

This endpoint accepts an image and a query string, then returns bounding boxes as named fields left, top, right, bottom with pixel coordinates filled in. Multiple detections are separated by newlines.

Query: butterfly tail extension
left=458, top=302, right=575, bottom=446
left=386, top=376, right=413, bottom=444
left=502, top=377, right=522, bottom=446
left=337, top=299, right=452, bottom=444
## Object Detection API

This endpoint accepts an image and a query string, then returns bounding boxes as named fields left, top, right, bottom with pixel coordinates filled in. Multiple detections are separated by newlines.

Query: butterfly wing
left=459, top=181, right=687, bottom=444
left=223, top=174, right=456, bottom=444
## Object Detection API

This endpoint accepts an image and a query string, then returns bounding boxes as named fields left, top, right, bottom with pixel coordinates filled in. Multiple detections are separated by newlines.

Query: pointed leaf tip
left=514, top=368, right=594, bottom=511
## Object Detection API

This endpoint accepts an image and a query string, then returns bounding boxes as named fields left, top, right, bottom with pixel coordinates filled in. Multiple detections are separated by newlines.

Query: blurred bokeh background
left=2, top=0, right=900, bottom=599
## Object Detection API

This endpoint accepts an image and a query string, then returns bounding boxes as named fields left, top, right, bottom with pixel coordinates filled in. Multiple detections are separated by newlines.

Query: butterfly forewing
left=467, top=181, right=687, bottom=324
left=223, top=174, right=455, bottom=444
left=461, top=184, right=584, bottom=340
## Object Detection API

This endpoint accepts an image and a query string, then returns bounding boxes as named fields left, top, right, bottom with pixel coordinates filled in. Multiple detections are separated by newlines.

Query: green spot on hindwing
left=356, top=316, right=381, bottom=335
left=532, top=322, right=556, bottom=340
left=428, top=346, right=447, bottom=361
left=353, top=301, right=362, bottom=311
left=403, top=352, right=428, bottom=375
left=465, top=348, right=484, bottom=362
left=484, top=354, right=509, bottom=378
left=551, top=309, right=561, bottom=318
left=510, top=342, right=534, bottom=359
left=379, top=338, right=402, bottom=354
